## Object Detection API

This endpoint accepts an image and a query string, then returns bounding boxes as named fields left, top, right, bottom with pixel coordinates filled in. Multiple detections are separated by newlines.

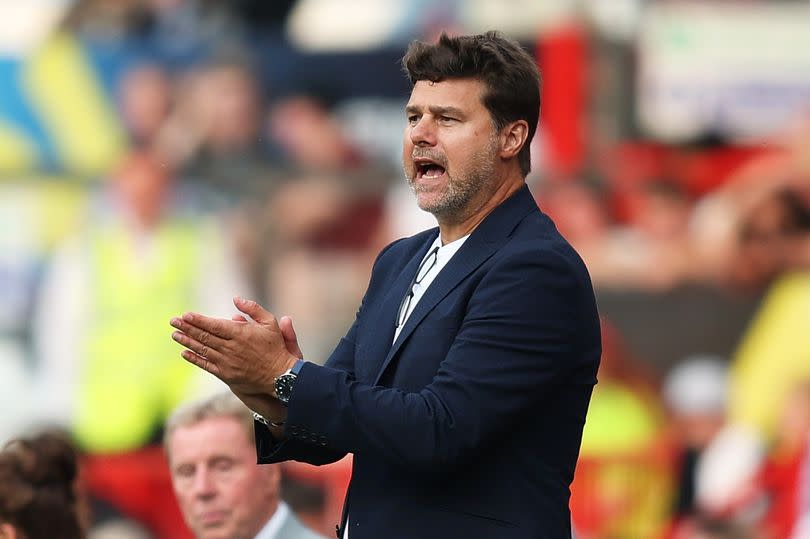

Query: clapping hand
left=170, top=297, right=301, bottom=415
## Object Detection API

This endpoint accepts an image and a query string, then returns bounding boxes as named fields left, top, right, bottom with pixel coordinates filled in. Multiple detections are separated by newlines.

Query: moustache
left=410, top=150, right=448, bottom=168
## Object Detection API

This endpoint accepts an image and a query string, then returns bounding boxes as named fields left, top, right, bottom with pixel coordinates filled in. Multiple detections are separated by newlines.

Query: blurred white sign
left=0, top=0, right=71, bottom=57
left=287, top=0, right=579, bottom=51
left=637, top=2, right=810, bottom=142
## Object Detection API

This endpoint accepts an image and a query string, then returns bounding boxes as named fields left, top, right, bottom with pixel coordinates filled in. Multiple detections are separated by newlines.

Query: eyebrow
left=405, top=105, right=466, bottom=118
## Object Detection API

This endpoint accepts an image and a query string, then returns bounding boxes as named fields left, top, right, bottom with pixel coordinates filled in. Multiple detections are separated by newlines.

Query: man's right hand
left=230, top=313, right=303, bottom=437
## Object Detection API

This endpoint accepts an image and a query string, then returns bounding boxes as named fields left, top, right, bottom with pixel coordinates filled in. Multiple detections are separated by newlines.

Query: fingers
left=170, top=317, right=228, bottom=351
left=232, top=314, right=249, bottom=322
left=279, top=316, right=303, bottom=359
left=172, top=331, right=225, bottom=378
left=234, top=296, right=277, bottom=326
left=177, top=312, right=235, bottom=339
left=180, top=349, right=221, bottom=378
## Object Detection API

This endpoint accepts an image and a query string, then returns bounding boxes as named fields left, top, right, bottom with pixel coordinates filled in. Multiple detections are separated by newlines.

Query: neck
left=437, top=175, right=524, bottom=244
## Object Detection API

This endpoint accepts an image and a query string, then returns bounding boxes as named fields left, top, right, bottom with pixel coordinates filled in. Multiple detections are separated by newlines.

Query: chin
left=194, top=522, right=234, bottom=539
left=415, top=194, right=443, bottom=214
left=198, top=531, right=232, bottom=539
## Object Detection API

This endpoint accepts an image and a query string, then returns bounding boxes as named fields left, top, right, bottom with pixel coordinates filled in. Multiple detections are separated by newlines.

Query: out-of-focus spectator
left=241, top=95, right=390, bottom=360
left=624, top=179, right=696, bottom=286
left=747, top=381, right=810, bottom=539
left=689, top=120, right=810, bottom=293
left=729, top=187, right=810, bottom=293
left=161, top=57, right=279, bottom=202
left=0, top=431, right=85, bottom=539
left=693, top=424, right=763, bottom=522
left=266, top=96, right=367, bottom=172
left=537, top=177, right=697, bottom=291
left=664, top=356, right=729, bottom=520
left=571, top=319, right=667, bottom=539
left=728, top=265, right=810, bottom=442
left=254, top=172, right=385, bottom=363
left=117, top=64, right=174, bottom=151
left=31, top=150, right=248, bottom=454
left=535, top=178, right=611, bottom=267
left=598, top=177, right=696, bottom=290
left=694, top=135, right=810, bottom=441
left=164, top=392, right=326, bottom=539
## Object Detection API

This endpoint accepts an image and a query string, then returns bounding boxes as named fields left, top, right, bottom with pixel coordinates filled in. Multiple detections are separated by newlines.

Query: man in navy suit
left=171, top=31, right=601, bottom=539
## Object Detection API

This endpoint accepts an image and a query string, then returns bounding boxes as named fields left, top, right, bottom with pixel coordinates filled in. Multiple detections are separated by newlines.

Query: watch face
left=275, top=373, right=296, bottom=404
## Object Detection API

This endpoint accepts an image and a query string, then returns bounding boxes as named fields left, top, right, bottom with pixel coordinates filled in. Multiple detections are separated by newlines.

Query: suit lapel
left=373, top=184, right=538, bottom=385
left=359, top=232, right=437, bottom=381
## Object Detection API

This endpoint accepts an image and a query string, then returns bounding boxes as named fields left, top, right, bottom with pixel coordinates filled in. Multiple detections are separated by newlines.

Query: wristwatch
left=274, top=359, right=305, bottom=406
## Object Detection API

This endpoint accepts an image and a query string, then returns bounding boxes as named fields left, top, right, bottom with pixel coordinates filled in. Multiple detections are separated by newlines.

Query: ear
left=498, top=120, right=529, bottom=161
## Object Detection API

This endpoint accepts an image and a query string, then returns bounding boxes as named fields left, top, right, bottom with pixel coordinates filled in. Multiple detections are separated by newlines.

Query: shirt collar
left=253, top=501, right=290, bottom=539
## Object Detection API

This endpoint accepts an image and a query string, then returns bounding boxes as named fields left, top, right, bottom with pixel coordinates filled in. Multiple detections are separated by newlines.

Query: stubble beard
left=404, top=137, right=499, bottom=223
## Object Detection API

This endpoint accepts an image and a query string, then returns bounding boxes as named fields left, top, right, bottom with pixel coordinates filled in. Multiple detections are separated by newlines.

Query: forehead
left=168, top=417, right=251, bottom=461
left=406, top=78, right=487, bottom=112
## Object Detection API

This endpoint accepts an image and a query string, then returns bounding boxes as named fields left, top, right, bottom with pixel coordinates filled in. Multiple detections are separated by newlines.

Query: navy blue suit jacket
left=256, top=185, right=601, bottom=539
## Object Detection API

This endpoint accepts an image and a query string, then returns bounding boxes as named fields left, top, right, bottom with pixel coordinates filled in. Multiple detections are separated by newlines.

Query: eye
left=212, top=457, right=235, bottom=472
left=175, top=464, right=195, bottom=478
left=407, top=114, right=420, bottom=126
left=438, top=115, right=458, bottom=125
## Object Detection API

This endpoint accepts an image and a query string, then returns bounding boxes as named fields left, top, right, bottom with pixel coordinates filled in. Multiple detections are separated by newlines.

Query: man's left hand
left=170, top=296, right=298, bottom=398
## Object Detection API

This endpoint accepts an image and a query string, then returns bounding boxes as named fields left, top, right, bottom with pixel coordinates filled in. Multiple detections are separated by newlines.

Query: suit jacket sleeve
left=276, top=244, right=593, bottom=473
left=255, top=240, right=403, bottom=466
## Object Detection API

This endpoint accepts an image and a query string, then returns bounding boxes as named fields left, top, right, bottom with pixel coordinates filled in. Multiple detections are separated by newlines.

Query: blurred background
left=1, top=0, right=810, bottom=538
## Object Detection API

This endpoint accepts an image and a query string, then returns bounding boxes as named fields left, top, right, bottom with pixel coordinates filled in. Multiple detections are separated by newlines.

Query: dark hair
left=402, top=31, right=541, bottom=177
left=0, top=432, right=84, bottom=539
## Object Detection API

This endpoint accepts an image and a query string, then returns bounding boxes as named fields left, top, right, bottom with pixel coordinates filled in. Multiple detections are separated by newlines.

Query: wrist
left=253, top=411, right=286, bottom=428
left=273, top=359, right=305, bottom=405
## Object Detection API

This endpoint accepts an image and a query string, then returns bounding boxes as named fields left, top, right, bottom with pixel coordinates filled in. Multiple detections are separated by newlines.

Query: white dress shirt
left=393, top=233, right=469, bottom=342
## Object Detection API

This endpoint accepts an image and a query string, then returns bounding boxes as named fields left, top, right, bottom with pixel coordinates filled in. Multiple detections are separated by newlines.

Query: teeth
left=417, top=163, right=444, bottom=179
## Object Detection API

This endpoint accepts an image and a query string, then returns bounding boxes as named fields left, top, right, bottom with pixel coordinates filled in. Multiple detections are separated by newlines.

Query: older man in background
left=164, top=392, right=325, bottom=539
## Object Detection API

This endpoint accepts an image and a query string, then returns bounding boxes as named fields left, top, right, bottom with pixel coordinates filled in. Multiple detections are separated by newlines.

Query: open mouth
left=414, top=158, right=446, bottom=180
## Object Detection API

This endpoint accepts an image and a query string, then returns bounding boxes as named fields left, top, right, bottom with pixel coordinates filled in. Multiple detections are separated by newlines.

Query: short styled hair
left=402, top=31, right=541, bottom=177
left=163, top=392, right=255, bottom=454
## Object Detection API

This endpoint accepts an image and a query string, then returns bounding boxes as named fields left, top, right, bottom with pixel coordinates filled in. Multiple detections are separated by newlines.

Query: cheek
left=175, top=489, right=195, bottom=513
left=402, top=135, right=414, bottom=157
left=227, top=470, right=271, bottom=506
left=171, top=479, right=195, bottom=507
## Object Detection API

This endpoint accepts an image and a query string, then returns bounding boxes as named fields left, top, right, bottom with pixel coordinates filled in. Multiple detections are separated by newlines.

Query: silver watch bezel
left=274, top=369, right=297, bottom=405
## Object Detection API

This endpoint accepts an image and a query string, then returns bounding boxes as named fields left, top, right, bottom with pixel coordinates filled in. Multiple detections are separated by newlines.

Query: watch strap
left=290, top=359, right=305, bottom=375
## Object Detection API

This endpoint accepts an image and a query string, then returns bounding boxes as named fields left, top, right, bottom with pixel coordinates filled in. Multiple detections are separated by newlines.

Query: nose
left=409, top=116, right=436, bottom=147
left=191, top=469, right=217, bottom=499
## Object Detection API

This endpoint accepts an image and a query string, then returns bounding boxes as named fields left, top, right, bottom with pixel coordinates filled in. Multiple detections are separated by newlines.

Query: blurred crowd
left=1, top=1, right=810, bottom=538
